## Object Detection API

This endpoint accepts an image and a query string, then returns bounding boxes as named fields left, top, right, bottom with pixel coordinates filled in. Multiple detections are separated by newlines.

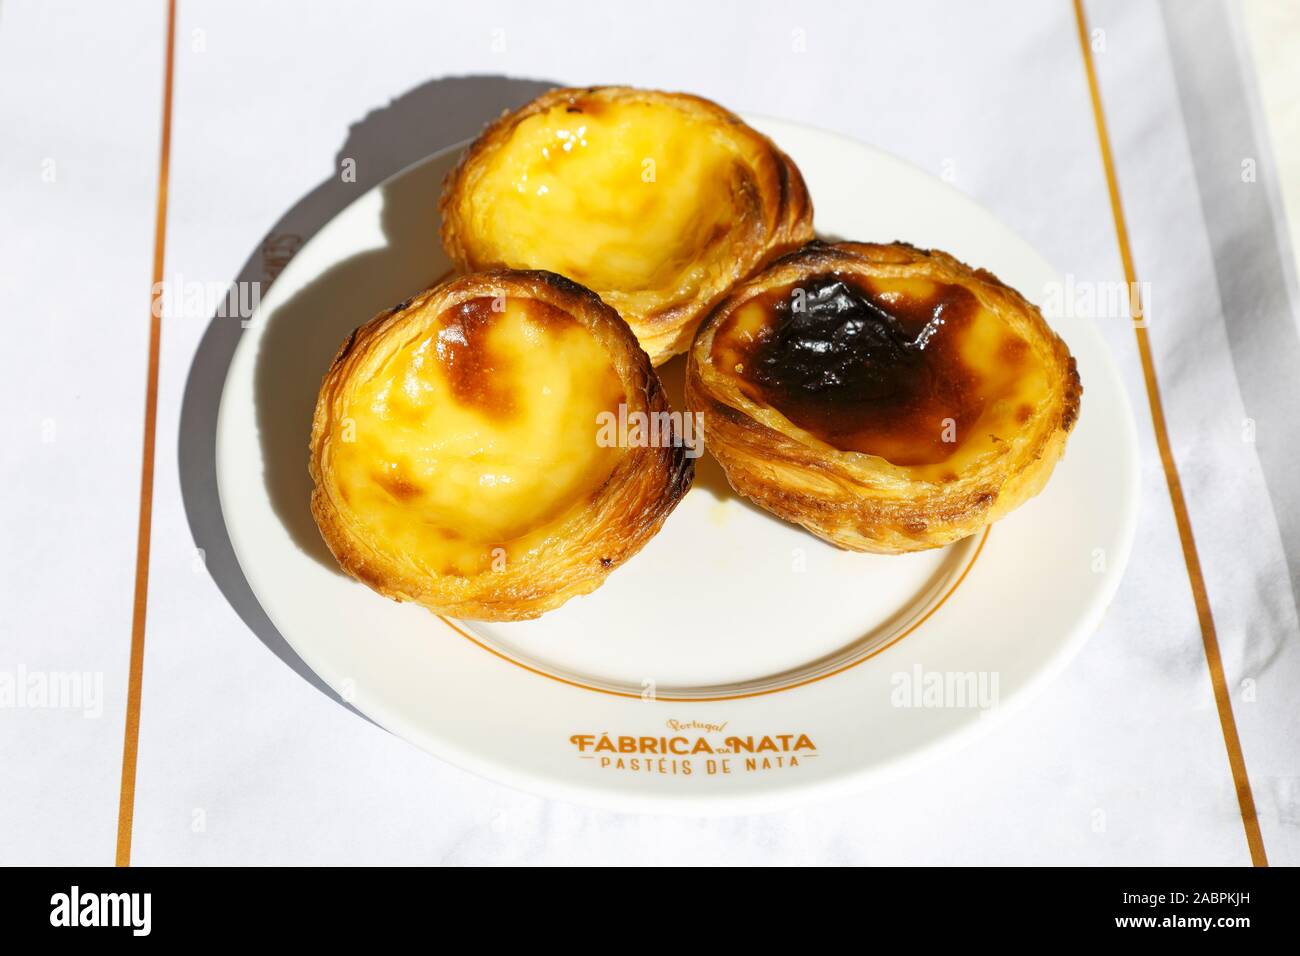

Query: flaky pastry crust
left=439, top=86, right=814, bottom=366
left=310, top=270, right=693, bottom=620
left=685, top=242, right=1082, bottom=553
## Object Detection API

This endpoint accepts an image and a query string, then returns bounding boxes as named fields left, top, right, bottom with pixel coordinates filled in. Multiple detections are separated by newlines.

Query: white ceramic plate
left=216, top=117, right=1139, bottom=813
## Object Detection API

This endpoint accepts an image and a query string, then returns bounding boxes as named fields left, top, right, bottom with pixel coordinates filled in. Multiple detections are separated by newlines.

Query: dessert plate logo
left=569, top=719, right=817, bottom=777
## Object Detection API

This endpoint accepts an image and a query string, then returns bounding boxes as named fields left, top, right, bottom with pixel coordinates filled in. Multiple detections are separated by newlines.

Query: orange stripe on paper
left=116, top=0, right=177, bottom=868
left=1072, top=0, right=1267, bottom=866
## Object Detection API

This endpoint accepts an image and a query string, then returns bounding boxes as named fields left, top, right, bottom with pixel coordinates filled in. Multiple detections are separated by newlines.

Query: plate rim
left=214, top=115, right=1142, bottom=814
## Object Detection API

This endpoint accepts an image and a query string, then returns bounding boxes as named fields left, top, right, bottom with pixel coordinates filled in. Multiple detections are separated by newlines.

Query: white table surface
left=3, top=0, right=1298, bottom=865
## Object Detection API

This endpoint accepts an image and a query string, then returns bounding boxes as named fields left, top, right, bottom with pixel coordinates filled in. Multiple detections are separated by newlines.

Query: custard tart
left=685, top=241, right=1081, bottom=553
left=439, top=86, right=814, bottom=366
left=309, top=270, right=693, bottom=620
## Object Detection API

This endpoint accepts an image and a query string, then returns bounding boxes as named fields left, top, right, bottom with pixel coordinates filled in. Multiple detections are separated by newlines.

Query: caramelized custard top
left=329, top=296, right=626, bottom=575
left=710, top=273, right=1049, bottom=473
left=464, top=94, right=753, bottom=306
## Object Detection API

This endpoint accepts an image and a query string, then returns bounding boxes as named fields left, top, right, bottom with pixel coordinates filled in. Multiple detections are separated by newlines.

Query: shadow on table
left=178, top=75, right=558, bottom=711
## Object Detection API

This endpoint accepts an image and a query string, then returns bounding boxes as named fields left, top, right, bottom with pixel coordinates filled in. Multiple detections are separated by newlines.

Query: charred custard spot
left=329, top=290, right=628, bottom=578
left=999, top=334, right=1030, bottom=365
left=433, top=297, right=583, bottom=418
left=567, top=93, right=607, bottom=118
left=435, top=297, right=517, bottom=418
left=371, top=463, right=422, bottom=502
left=716, top=273, right=985, bottom=466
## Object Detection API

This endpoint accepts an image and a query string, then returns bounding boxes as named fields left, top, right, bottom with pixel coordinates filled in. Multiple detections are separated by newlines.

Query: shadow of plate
left=179, top=75, right=559, bottom=711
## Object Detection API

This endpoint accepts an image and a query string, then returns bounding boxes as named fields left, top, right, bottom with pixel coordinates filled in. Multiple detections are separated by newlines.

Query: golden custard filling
left=329, top=297, right=626, bottom=576
left=710, top=273, right=1051, bottom=481
left=464, top=97, right=755, bottom=313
